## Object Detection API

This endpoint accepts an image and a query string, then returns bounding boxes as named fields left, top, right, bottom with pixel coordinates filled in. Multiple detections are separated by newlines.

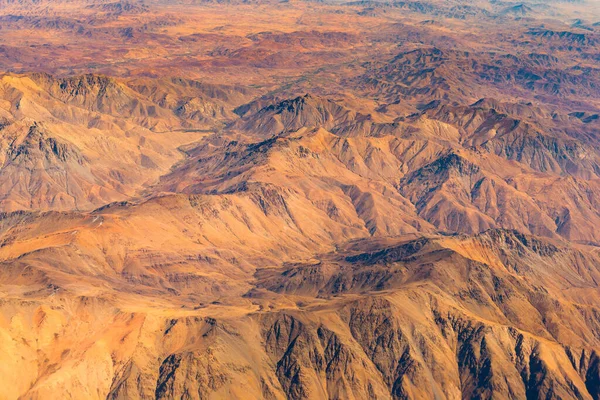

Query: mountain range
left=1, top=0, right=600, bottom=399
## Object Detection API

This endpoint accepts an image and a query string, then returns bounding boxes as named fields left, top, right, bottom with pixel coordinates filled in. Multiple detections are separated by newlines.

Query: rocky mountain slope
left=0, top=73, right=252, bottom=211
left=2, top=214, right=600, bottom=398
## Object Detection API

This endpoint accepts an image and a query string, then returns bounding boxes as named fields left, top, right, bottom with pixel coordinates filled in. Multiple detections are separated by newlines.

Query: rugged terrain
left=1, top=0, right=600, bottom=399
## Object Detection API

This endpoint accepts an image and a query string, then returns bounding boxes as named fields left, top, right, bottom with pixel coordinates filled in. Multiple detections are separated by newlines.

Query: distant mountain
left=500, top=3, right=534, bottom=16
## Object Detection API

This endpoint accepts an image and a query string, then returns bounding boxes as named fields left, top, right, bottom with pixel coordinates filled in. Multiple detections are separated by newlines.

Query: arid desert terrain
left=1, top=0, right=600, bottom=398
